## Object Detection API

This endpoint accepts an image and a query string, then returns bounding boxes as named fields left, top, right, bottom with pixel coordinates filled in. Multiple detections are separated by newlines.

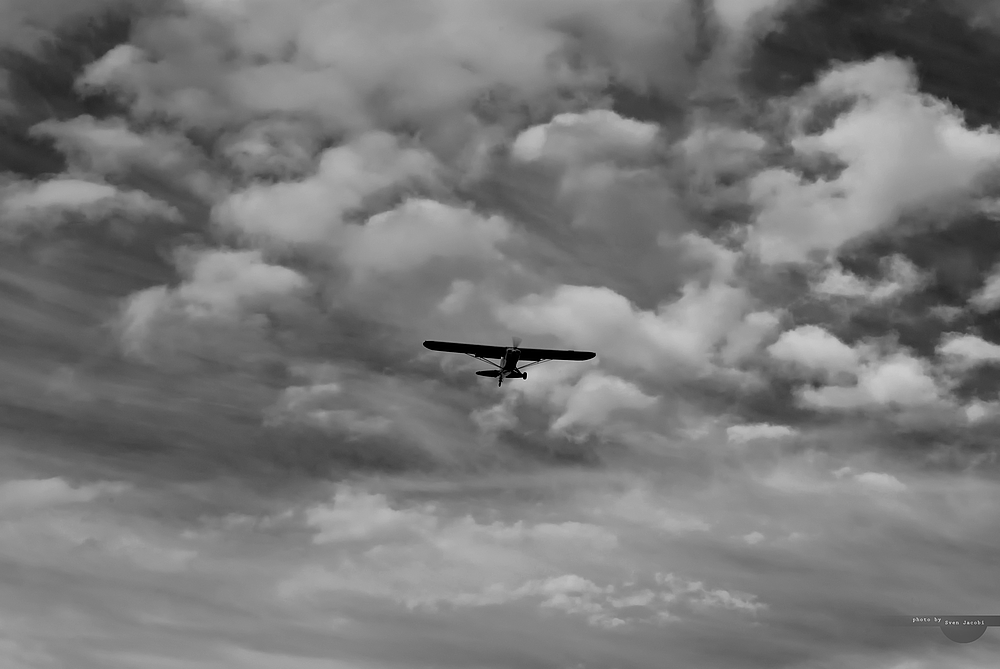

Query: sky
left=2, top=0, right=1000, bottom=667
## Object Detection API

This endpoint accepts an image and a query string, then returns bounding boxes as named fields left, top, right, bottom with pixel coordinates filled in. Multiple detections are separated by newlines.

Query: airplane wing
left=423, top=340, right=507, bottom=359
left=516, top=346, right=596, bottom=362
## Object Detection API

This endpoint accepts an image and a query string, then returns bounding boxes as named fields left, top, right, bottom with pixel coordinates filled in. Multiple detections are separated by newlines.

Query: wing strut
left=465, top=353, right=502, bottom=369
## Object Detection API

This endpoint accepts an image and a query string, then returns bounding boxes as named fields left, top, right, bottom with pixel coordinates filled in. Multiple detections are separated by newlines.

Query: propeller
left=512, top=336, right=522, bottom=349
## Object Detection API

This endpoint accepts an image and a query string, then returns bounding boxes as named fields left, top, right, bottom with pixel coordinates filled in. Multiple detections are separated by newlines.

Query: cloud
left=495, top=267, right=747, bottom=377
left=0, top=177, right=180, bottom=237
left=0, top=477, right=127, bottom=512
left=937, top=333, right=1000, bottom=367
left=340, top=199, right=512, bottom=280
left=767, top=325, right=860, bottom=376
left=719, top=310, right=783, bottom=366
left=654, top=572, right=766, bottom=614
left=281, top=484, right=623, bottom=612
left=266, top=382, right=395, bottom=441
left=30, top=115, right=220, bottom=199
left=765, top=325, right=954, bottom=413
left=969, top=263, right=1000, bottom=312
left=549, top=372, right=658, bottom=435
left=798, top=352, right=944, bottom=411
left=853, top=471, right=907, bottom=493
left=726, top=423, right=797, bottom=443
left=118, top=247, right=310, bottom=364
left=747, top=56, right=1000, bottom=264
left=75, top=0, right=712, bottom=134
left=506, top=368, right=658, bottom=438
left=511, top=109, right=660, bottom=166
left=213, top=131, right=442, bottom=249
left=0, top=0, right=150, bottom=55
left=813, top=255, right=924, bottom=302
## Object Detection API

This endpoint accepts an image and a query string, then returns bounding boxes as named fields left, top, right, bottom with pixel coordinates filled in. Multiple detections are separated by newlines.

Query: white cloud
left=970, top=264, right=1000, bottom=312
left=548, top=372, right=658, bottom=435
left=77, top=0, right=708, bottom=133
left=213, top=132, right=442, bottom=248
left=814, top=255, right=923, bottom=302
left=937, top=333, right=1000, bottom=367
left=30, top=115, right=219, bottom=199
left=511, top=109, right=659, bottom=166
left=767, top=325, right=859, bottom=376
left=726, top=423, right=797, bottom=444
left=281, top=485, right=621, bottom=611
left=965, top=399, right=1000, bottom=424
left=0, top=178, right=180, bottom=235
left=340, top=198, right=511, bottom=279
left=742, top=531, right=765, bottom=545
left=304, top=488, right=437, bottom=544
left=216, top=117, right=325, bottom=182
left=495, top=276, right=746, bottom=376
left=655, top=572, right=767, bottom=614
left=119, top=248, right=309, bottom=362
left=799, top=352, right=943, bottom=410
left=747, top=56, right=1000, bottom=264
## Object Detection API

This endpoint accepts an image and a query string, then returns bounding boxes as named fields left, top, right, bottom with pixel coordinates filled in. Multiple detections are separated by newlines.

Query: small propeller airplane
left=423, top=336, right=596, bottom=387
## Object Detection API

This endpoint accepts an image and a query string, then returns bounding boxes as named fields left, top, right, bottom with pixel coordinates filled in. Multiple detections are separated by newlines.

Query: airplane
left=423, top=336, right=596, bottom=387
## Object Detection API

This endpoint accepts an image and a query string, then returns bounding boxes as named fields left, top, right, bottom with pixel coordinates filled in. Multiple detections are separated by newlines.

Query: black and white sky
left=3, top=0, right=1000, bottom=667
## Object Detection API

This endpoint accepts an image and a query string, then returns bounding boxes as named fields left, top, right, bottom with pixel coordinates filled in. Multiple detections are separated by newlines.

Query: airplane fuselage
left=497, top=347, right=525, bottom=386
left=501, top=347, right=521, bottom=374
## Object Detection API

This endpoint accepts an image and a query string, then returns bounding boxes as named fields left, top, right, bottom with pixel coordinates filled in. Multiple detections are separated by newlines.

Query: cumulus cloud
left=213, top=131, right=442, bottom=248
left=0, top=177, right=180, bottom=237
left=30, top=115, right=220, bottom=199
left=766, top=326, right=953, bottom=413
left=767, top=325, right=860, bottom=377
left=813, top=255, right=924, bottom=302
left=799, top=352, right=944, bottom=411
left=969, top=263, right=1000, bottom=312
left=75, top=0, right=713, bottom=134
left=282, top=484, right=622, bottom=611
left=937, top=333, right=1000, bottom=367
left=548, top=372, right=658, bottom=435
left=747, top=56, right=1000, bottom=264
left=119, top=247, right=310, bottom=363
left=511, top=109, right=660, bottom=166
left=726, top=423, right=797, bottom=443
left=495, top=269, right=746, bottom=377
left=340, top=198, right=512, bottom=280
left=505, top=367, right=658, bottom=438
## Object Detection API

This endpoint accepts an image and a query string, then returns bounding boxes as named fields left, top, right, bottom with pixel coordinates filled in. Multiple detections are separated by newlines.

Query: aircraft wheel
left=522, top=373, right=527, bottom=380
